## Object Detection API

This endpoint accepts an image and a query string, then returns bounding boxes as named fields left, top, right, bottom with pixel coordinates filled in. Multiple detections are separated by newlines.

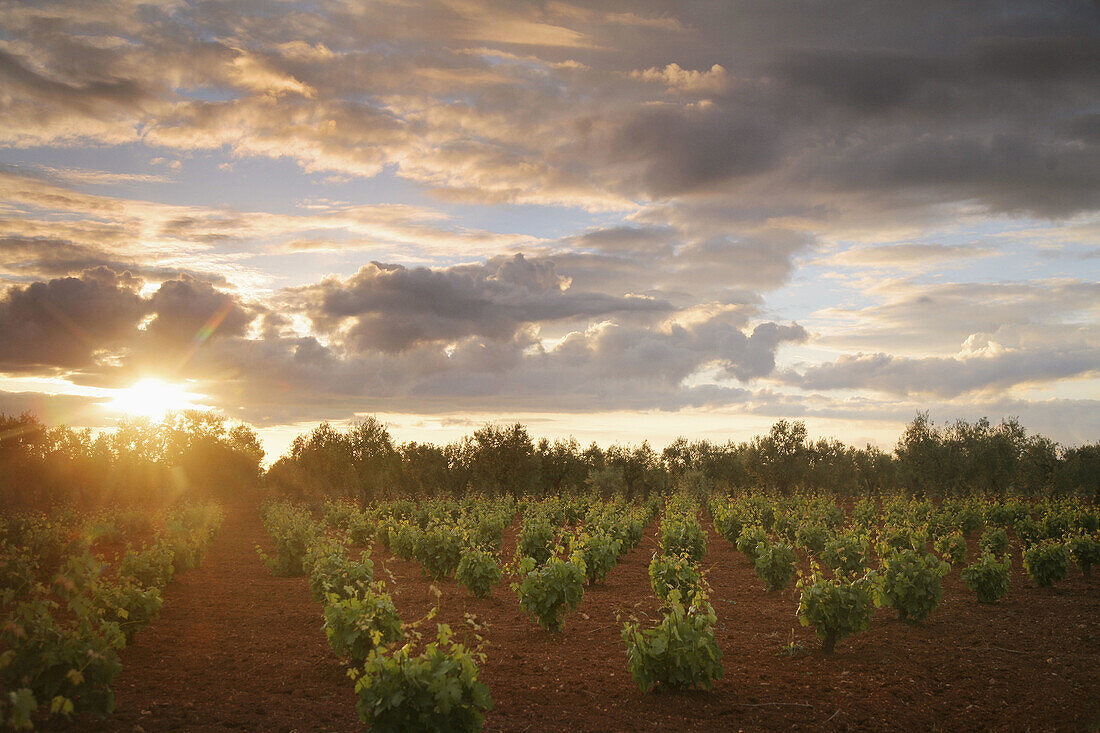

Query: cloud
left=0, top=0, right=1096, bottom=445
left=145, top=276, right=258, bottom=346
left=0, top=268, right=147, bottom=371
left=295, top=254, right=672, bottom=352
left=812, top=279, right=1100, bottom=355
left=630, top=63, right=729, bottom=94
left=783, top=348, right=1100, bottom=398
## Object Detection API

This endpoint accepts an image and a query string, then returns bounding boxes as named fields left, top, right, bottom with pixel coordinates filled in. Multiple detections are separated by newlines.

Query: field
left=9, top=490, right=1096, bottom=732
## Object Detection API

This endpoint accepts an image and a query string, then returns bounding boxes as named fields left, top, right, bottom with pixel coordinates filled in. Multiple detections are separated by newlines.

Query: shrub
left=822, top=532, right=870, bottom=576
left=257, top=502, right=317, bottom=577
left=955, top=505, right=984, bottom=534
left=961, top=553, right=1011, bottom=603
left=0, top=597, right=124, bottom=721
left=414, top=525, right=463, bottom=580
left=1023, top=541, right=1070, bottom=587
left=307, top=543, right=374, bottom=602
left=118, top=543, right=174, bottom=589
left=934, top=531, right=967, bottom=566
left=322, top=586, right=404, bottom=662
left=796, top=570, right=876, bottom=653
left=1067, top=534, right=1100, bottom=577
left=852, top=498, right=878, bottom=528
left=795, top=522, right=828, bottom=555
left=347, top=515, right=376, bottom=546
left=622, top=590, right=723, bottom=691
left=390, top=522, right=420, bottom=560
left=648, top=552, right=701, bottom=601
left=1014, top=517, right=1041, bottom=549
left=711, top=504, right=743, bottom=544
left=877, top=549, right=949, bottom=623
left=518, top=516, right=554, bottom=565
left=353, top=624, right=492, bottom=732
left=660, top=514, right=706, bottom=564
left=754, top=541, right=797, bottom=592
left=736, top=525, right=769, bottom=561
left=456, top=548, right=502, bottom=598
left=979, top=526, right=1009, bottom=556
left=514, top=555, right=586, bottom=631
left=876, top=525, right=921, bottom=556
left=572, top=532, right=622, bottom=585
left=94, top=579, right=163, bottom=644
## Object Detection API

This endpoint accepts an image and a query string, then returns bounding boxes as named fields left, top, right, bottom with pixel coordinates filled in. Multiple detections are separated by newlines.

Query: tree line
left=266, top=412, right=1099, bottom=501
left=2, top=409, right=1096, bottom=508
left=0, top=410, right=265, bottom=509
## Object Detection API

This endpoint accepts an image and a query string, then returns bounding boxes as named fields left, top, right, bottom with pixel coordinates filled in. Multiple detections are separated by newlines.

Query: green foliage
left=572, top=532, right=622, bottom=585
left=794, top=522, right=828, bottom=555
left=796, top=569, right=877, bottom=653
left=307, top=541, right=374, bottom=602
left=979, top=526, right=1010, bottom=556
left=347, top=514, right=376, bottom=546
left=1014, top=517, right=1042, bottom=548
left=322, top=586, right=404, bottom=662
left=852, top=498, right=878, bottom=528
left=934, top=530, right=968, bottom=566
left=877, top=549, right=950, bottom=622
left=875, top=524, right=924, bottom=557
left=93, top=579, right=163, bottom=644
left=352, top=623, right=492, bottom=732
left=257, top=501, right=318, bottom=576
left=955, top=504, right=985, bottom=534
left=2, top=687, right=37, bottom=731
left=753, top=541, right=797, bottom=592
left=514, top=555, right=586, bottom=631
left=118, top=543, right=174, bottom=589
left=621, top=589, right=723, bottom=691
left=1022, top=540, right=1070, bottom=587
left=456, top=548, right=502, bottom=598
left=648, top=552, right=701, bottom=601
left=736, top=525, right=768, bottom=561
left=961, top=553, right=1011, bottom=603
left=1067, top=533, right=1100, bottom=576
left=821, top=531, right=870, bottom=576
left=390, top=522, right=420, bottom=560
left=710, top=502, right=743, bottom=543
left=0, top=597, right=124, bottom=722
left=659, top=509, right=706, bottom=564
left=414, top=525, right=464, bottom=580
left=517, top=515, right=554, bottom=565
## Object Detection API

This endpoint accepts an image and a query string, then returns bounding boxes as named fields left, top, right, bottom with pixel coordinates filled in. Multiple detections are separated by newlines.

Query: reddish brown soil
left=54, top=494, right=359, bottom=732
left=57, top=503, right=1100, bottom=731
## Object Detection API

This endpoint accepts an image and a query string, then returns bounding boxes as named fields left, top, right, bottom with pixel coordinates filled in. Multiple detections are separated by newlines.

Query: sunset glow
left=108, top=379, right=202, bottom=421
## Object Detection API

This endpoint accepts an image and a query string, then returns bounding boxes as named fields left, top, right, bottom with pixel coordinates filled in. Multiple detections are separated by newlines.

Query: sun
left=108, top=378, right=201, bottom=420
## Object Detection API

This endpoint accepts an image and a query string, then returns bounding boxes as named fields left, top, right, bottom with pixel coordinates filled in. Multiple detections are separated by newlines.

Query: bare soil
left=58, top=500, right=1100, bottom=731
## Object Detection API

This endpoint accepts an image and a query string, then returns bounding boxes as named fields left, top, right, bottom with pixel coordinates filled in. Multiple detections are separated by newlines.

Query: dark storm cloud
left=297, top=254, right=672, bottom=352
left=145, top=276, right=258, bottom=346
left=176, top=309, right=806, bottom=422
left=0, top=268, right=260, bottom=376
left=0, top=268, right=147, bottom=371
left=609, top=102, right=786, bottom=197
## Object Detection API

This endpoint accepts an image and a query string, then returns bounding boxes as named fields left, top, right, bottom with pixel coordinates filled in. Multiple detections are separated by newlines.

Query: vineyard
left=3, top=489, right=1097, bottom=731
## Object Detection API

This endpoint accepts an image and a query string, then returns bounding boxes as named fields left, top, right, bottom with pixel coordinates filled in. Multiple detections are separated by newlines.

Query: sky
left=0, top=0, right=1098, bottom=460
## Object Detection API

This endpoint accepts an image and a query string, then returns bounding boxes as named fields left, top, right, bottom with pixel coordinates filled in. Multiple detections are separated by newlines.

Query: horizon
left=1, top=2, right=1097, bottom=453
